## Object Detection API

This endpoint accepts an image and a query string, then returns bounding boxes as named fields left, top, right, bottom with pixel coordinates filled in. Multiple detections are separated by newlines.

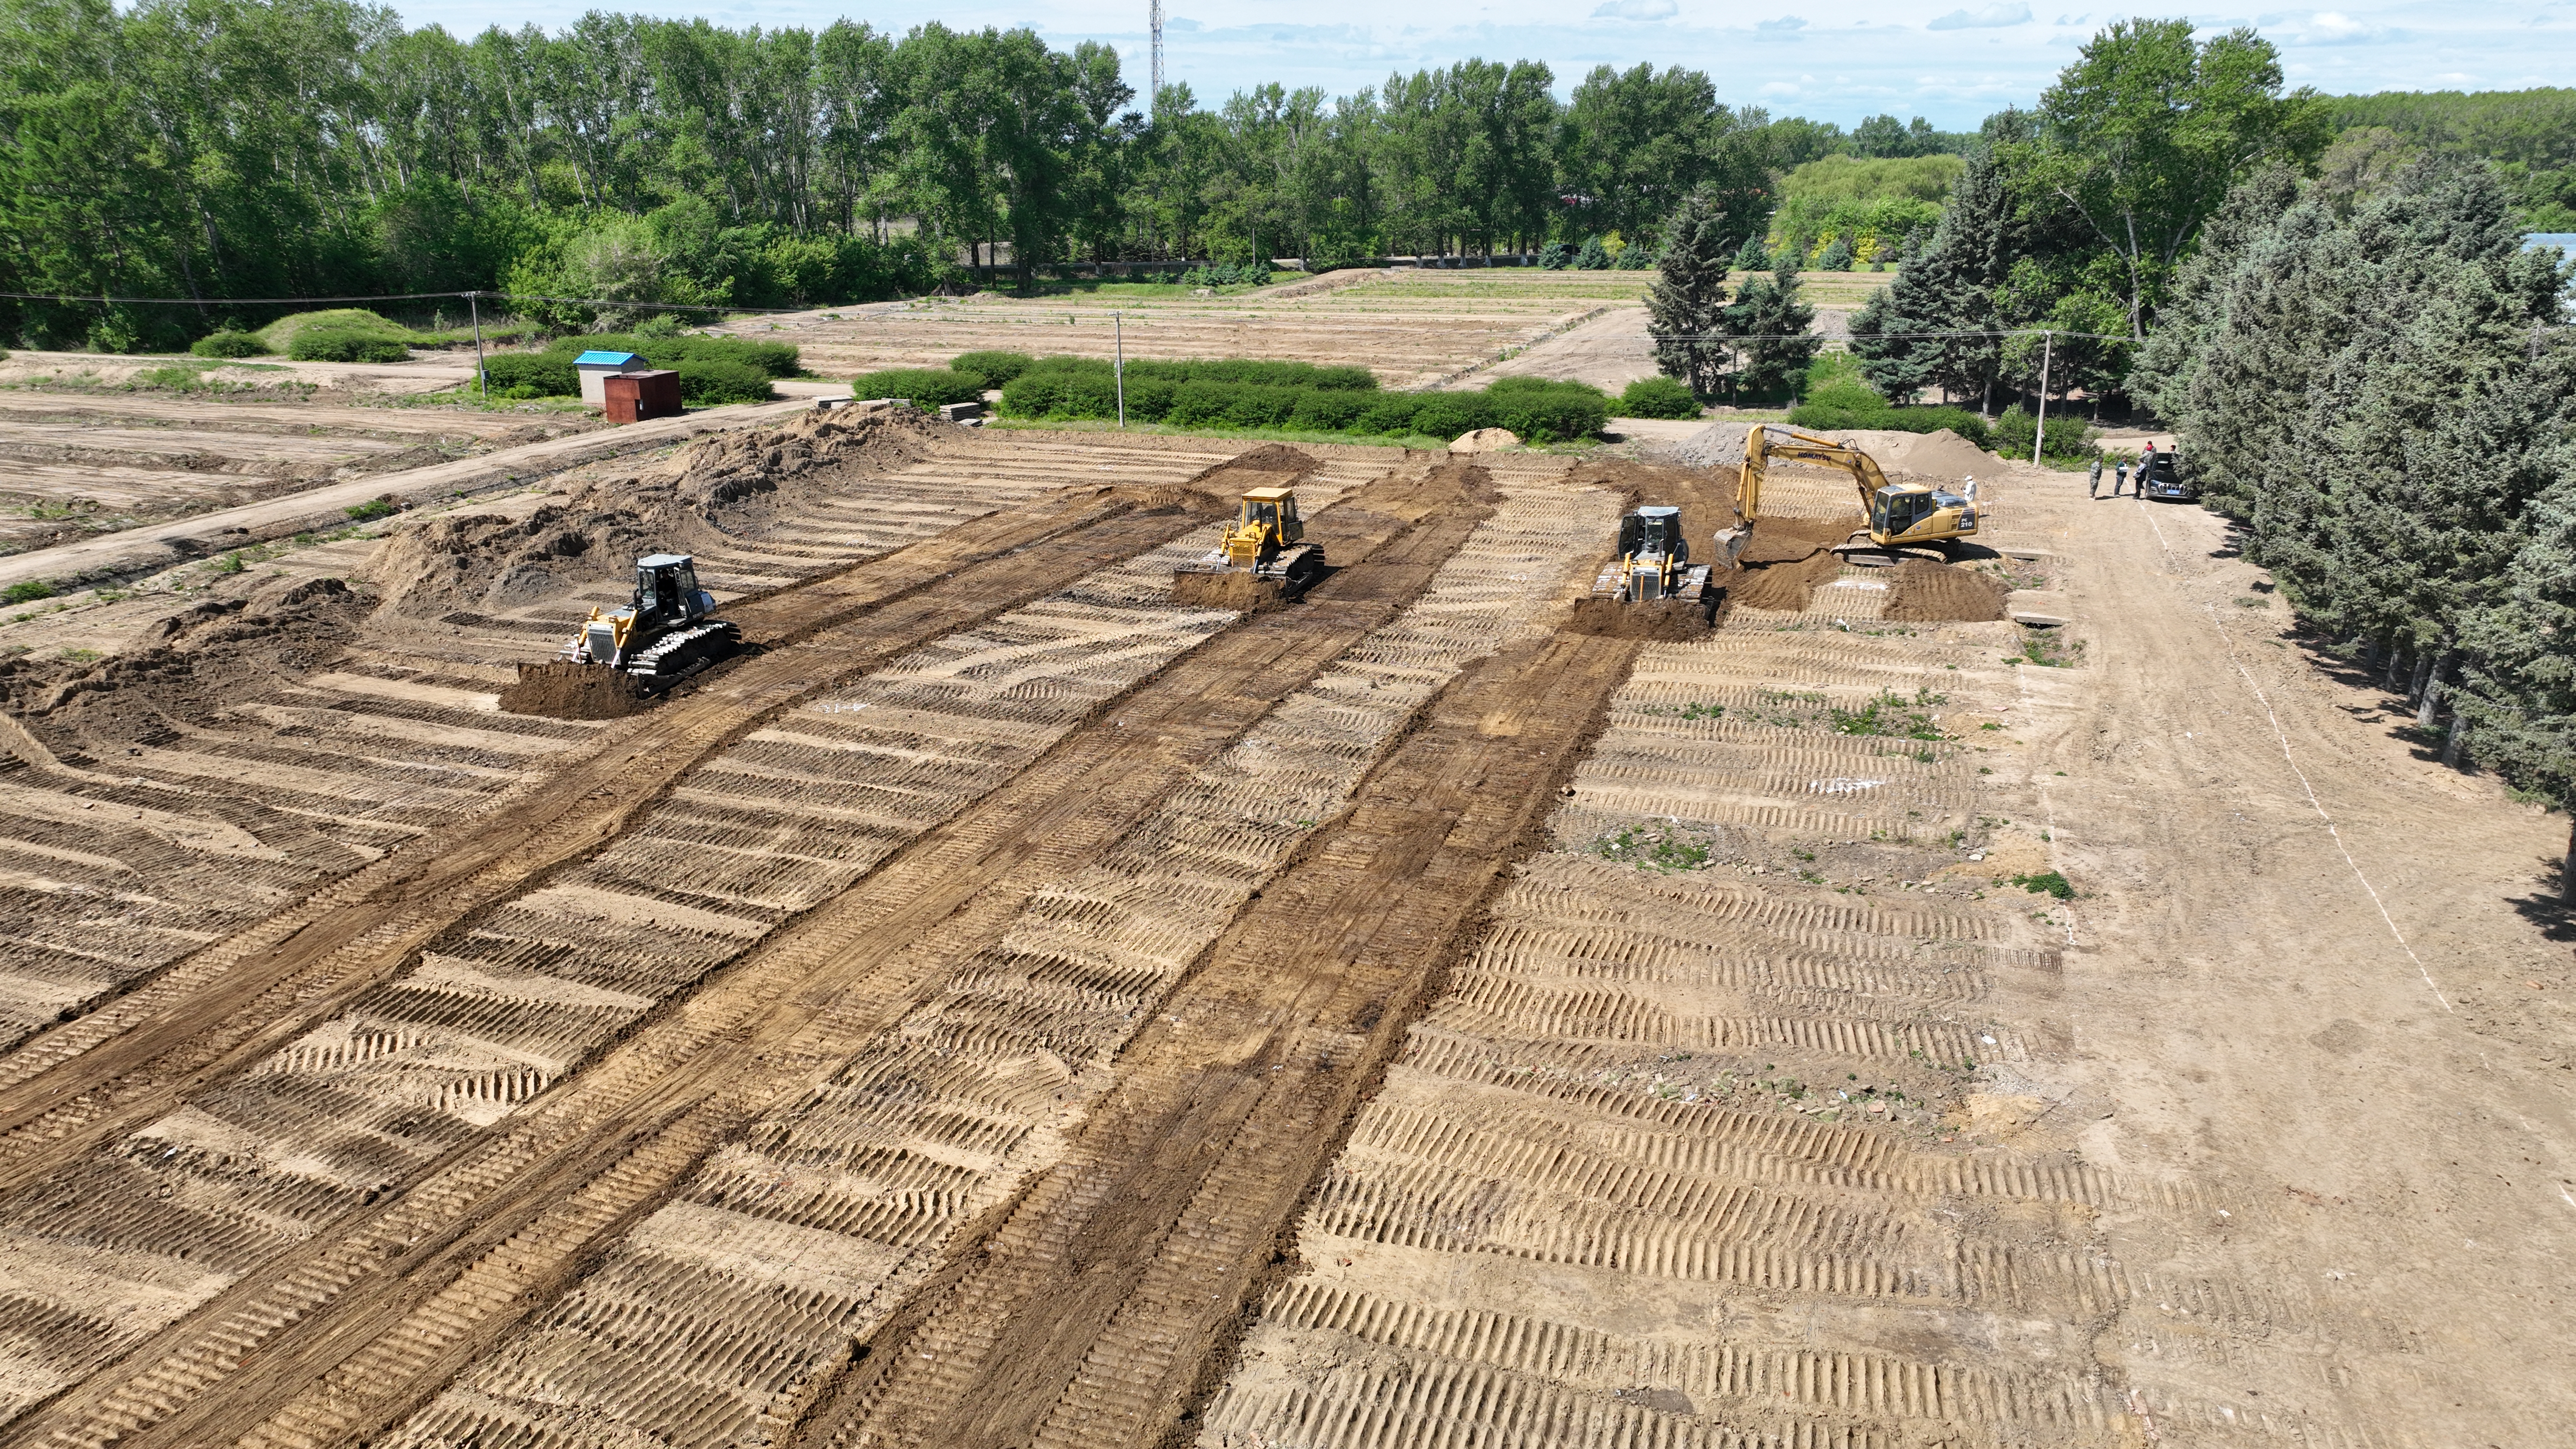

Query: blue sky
left=391, top=0, right=2576, bottom=128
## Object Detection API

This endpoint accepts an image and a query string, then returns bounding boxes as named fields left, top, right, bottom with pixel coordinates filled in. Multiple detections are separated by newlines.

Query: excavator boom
left=1716, top=423, right=1977, bottom=566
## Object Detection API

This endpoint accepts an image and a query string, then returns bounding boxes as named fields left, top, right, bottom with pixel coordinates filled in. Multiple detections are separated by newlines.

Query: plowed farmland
left=0, top=387, right=2561, bottom=1449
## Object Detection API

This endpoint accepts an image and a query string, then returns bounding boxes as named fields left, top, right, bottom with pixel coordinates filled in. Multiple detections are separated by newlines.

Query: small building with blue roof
left=574, top=349, right=650, bottom=410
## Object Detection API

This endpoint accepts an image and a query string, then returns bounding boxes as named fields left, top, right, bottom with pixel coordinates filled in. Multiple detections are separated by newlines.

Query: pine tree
left=1721, top=259, right=1821, bottom=401
left=1574, top=235, right=1611, bottom=270
left=1645, top=192, right=1734, bottom=397
left=2131, top=163, right=2300, bottom=426
left=1849, top=228, right=1935, bottom=403
left=1732, top=233, right=1771, bottom=272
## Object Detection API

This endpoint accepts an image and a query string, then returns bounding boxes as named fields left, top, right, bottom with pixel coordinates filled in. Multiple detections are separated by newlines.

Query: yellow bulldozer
left=1171, top=485, right=1326, bottom=605
left=1715, top=424, right=1980, bottom=568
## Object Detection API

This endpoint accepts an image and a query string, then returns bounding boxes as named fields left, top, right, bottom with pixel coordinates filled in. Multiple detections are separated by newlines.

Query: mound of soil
left=1566, top=595, right=1716, bottom=640
left=1, top=577, right=376, bottom=751
left=1661, top=422, right=1751, bottom=470
left=1725, top=548, right=1845, bottom=612
left=498, top=661, right=652, bottom=720
left=1848, top=428, right=2003, bottom=481
left=1169, top=570, right=1290, bottom=612
left=1737, top=515, right=1854, bottom=565
left=366, top=405, right=946, bottom=619
left=1882, top=559, right=2009, bottom=622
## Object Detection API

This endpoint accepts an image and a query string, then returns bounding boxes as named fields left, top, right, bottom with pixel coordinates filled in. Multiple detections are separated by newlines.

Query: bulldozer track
left=799, top=626, right=1644, bottom=1449
left=0, top=458, right=1547, bottom=1449
left=0, top=489, right=1220, bottom=1191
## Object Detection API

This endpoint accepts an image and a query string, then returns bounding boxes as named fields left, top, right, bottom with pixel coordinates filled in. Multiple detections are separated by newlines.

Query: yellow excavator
left=1714, top=424, right=1980, bottom=567
left=1171, top=485, right=1326, bottom=599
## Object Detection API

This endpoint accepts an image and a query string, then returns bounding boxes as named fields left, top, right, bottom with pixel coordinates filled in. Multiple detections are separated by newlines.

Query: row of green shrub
left=477, top=331, right=792, bottom=403
left=853, top=352, right=1381, bottom=412
left=993, top=370, right=1609, bottom=443
left=1788, top=390, right=2094, bottom=460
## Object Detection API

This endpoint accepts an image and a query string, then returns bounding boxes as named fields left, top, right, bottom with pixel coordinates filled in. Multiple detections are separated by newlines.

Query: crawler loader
left=559, top=553, right=741, bottom=689
left=1590, top=505, right=1713, bottom=604
left=1716, top=424, right=1980, bottom=568
left=1170, top=486, right=1326, bottom=606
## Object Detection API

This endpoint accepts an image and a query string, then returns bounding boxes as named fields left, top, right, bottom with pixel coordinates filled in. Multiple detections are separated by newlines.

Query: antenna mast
left=1150, top=0, right=1164, bottom=114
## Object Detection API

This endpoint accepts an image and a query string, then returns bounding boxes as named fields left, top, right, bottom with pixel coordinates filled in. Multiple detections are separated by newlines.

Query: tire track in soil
left=5, top=462, right=1503, bottom=1449
left=0, top=484, right=1238, bottom=1195
left=805, top=628, right=1643, bottom=1449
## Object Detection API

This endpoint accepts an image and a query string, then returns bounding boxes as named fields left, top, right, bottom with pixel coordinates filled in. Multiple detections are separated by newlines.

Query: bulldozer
left=1715, top=424, right=1979, bottom=568
left=559, top=553, right=741, bottom=689
left=1590, top=505, right=1713, bottom=604
left=1170, top=485, right=1326, bottom=606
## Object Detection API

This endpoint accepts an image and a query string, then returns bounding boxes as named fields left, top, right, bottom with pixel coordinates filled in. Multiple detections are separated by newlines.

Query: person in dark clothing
left=2114, top=458, right=2132, bottom=496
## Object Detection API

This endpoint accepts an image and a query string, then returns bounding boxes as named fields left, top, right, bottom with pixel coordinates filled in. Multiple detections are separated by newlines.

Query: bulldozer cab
left=633, top=554, right=709, bottom=625
left=1617, top=506, right=1688, bottom=565
left=1239, top=487, right=1303, bottom=544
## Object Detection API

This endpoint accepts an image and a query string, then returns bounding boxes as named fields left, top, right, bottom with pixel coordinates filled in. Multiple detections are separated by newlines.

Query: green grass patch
left=1593, top=821, right=1719, bottom=873
left=344, top=500, right=398, bottom=522
left=1827, top=688, right=1948, bottom=740
left=2012, top=870, right=2073, bottom=899
left=2011, top=627, right=2084, bottom=667
left=2, top=581, right=52, bottom=604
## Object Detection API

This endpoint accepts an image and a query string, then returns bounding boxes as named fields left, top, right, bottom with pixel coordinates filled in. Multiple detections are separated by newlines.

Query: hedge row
left=852, top=367, right=985, bottom=407
left=545, top=332, right=800, bottom=379
left=292, top=330, right=412, bottom=362
left=1786, top=395, right=1994, bottom=449
left=962, top=352, right=1375, bottom=392
left=997, top=371, right=1608, bottom=443
left=482, top=345, right=776, bottom=404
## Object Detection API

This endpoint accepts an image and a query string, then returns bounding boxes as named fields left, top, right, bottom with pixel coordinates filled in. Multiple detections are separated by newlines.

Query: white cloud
left=1754, top=14, right=1807, bottom=40
left=1592, top=0, right=1679, bottom=19
left=2299, top=10, right=2387, bottom=42
left=1927, top=3, right=2032, bottom=29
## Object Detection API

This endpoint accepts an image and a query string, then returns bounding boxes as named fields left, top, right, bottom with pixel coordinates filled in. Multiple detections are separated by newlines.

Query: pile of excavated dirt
left=498, top=661, right=653, bottom=720
left=1737, top=515, right=1854, bottom=565
left=365, top=405, right=946, bottom=620
left=0, top=578, right=376, bottom=751
left=1566, top=595, right=1717, bottom=640
left=1725, top=548, right=1845, bottom=612
left=1882, top=558, right=2009, bottom=622
left=1659, top=423, right=2005, bottom=483
left=1169, top=571, right=1289, bottom=612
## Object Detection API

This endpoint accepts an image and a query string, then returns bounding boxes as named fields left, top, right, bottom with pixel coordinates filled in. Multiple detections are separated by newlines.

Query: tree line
left=0, top=0, right=1963, bottom=348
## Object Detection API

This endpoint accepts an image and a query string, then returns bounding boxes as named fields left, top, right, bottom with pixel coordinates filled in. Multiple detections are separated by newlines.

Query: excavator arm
left=1716, top=424, right=1890, bottom=567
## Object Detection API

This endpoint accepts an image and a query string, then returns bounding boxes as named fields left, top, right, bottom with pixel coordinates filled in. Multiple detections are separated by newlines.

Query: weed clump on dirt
left=1829, top=688, right=1947, bottom=739
left=2011, top=627, right=2084, bottom=667
left=2012, top=870, right=2073, bottom=899
left=1592, top=820, right=1722, bottom=872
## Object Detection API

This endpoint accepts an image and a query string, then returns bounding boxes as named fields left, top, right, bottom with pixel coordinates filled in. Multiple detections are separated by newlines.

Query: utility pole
left=468, top=291, right=489, bottom=399
left=1150, top=0, right=1164, bottom=115
left=1115, top=312, right=1127, bottom=428
left=2032, top=330, right=2053, bottom=463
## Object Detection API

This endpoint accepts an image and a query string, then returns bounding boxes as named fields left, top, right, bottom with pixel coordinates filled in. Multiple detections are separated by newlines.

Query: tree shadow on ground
left=2509, top=874, right=2575, bottom=943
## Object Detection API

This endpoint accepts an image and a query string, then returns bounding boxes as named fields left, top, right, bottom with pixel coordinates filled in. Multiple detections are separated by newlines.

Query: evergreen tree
left=1731, top=233, right=1771, bottom=272
left=1721, top=258, right=1821, bottom=401
left=1645, top=191, right=1733, bottom=397
left=1848, top=227, right=1934, bottom=403
left=1574, top=235, right=1611, bottom=269
left=2131, top=162, right=2301, bottom=427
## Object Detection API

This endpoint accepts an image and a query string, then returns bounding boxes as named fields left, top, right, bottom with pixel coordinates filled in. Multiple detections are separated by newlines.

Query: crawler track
left=0, top=488, right=1221, bottom=1192
left=0, top=457, right=1530, bottom=1448
left=808, top=627, right=1644, bottom=1449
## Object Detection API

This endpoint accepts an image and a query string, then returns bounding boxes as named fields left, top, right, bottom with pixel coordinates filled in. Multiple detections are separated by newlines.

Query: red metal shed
left=603, top=370, right=683, bottom=423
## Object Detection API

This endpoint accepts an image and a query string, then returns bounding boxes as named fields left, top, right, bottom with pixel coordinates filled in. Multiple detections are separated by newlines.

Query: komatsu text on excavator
left=1715, top=424, right=1980, bottom=567
left=559, top=553, right=742, bottom=689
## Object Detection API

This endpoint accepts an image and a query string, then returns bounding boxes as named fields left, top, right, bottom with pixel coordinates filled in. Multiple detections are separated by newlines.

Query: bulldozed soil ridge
left=0, top=484, right=1233, bottom=1194
left=809, top=629, right=1643, bottom=1449
left=0, top=578, right=375, bottom=755
left=493, top=659, right=654, bottom=719
left=0, top=460, right=1519, bottom=1449
left=355, top=472, right=1607, bottom=1449
left=1882, top=557, right=2009, bottom=623
left=369, top=406, right=948, bottom=619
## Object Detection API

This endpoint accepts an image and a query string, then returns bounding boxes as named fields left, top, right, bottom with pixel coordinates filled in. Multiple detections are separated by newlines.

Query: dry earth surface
left=0, top=296, right=2556, bottom=1449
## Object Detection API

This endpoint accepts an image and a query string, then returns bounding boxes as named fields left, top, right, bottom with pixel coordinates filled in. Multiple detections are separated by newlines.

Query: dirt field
left=0, top=333, right=2559, bottom=1449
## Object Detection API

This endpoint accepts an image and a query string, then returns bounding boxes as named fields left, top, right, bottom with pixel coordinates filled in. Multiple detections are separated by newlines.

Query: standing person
left=2114, top=457, right=2133, bottom=496
left=2089, top=456, right=2103, bottom=498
